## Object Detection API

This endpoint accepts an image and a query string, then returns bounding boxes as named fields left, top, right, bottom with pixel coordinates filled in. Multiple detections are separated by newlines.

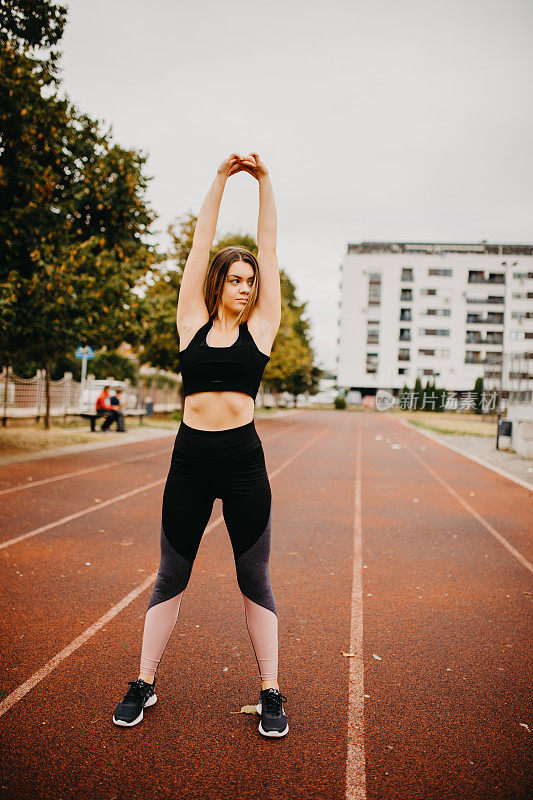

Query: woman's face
left=221, top=260, right=255, bottom=313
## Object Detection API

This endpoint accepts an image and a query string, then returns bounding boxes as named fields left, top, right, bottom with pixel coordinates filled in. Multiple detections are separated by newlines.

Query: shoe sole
left=113, top=693, right=157, bottom=727
left=256, top=703, right=289, bottom=737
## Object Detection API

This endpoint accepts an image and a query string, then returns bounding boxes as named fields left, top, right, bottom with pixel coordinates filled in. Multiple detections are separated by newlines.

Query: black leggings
left=140, top=420, right=278, bottom=681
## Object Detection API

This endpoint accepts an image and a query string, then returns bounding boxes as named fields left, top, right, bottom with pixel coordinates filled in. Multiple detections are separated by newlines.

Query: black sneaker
left=113, top=677, right=157, bottom=727
left=256, top=688, right=289, bottom=737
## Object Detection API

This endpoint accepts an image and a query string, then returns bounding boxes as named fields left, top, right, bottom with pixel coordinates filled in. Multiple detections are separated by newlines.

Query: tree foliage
left=140, top=213, right=320, bottom=401
left=0, top=1, right=162, bottom=425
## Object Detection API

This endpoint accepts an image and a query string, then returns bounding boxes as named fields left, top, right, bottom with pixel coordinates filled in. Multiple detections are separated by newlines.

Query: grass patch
left=388, top=409, right=496, bottom=437
left=0, top=417, right=135, bottom=456
left=0, top=427, right=96, bottom=456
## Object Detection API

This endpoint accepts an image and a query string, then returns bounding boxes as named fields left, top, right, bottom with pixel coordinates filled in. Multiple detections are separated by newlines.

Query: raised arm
left=238, top=153, right=281, bottom=330
left=177, top=153, right=241, bottom=330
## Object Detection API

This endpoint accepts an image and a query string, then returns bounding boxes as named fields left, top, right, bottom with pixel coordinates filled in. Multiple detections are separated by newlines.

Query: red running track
left=0, top=410, right=531, bottom=800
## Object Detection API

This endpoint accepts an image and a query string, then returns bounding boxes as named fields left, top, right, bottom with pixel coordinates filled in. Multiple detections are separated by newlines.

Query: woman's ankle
left=261, top=679, right=279, bottom=691
left=138, top=673, right=155, bottom=684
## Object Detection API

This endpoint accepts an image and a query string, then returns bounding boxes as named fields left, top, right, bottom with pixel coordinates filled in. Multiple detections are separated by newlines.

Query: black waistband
left=174, top=419, right=261, bottom=459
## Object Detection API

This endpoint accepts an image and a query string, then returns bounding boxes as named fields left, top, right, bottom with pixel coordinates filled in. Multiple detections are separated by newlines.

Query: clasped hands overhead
left=218, top=152, right=269, bottom=182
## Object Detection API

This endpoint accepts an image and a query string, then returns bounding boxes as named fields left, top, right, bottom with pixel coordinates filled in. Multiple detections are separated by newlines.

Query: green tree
left=0, top=0, right=67, bottom=63
left=140, top=214, right=319, bottom=406
left=413, top=376, right=423, bottom=410
left=0, top=3, right=162, bottom=426
left=473, top=376, right=484, bottom=414
left=399, top=382, right=409, bottom=409
left=91, top=351, right=137, bottom=383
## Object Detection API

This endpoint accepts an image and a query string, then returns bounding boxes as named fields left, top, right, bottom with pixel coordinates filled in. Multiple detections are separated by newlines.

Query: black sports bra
left=179, top=316, right=270, bottom=400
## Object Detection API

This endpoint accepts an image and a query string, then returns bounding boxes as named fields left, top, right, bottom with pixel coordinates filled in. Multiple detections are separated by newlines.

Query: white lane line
left=0, top=423, right=309, bottom=551
left=0, top=424, right=332, bottom=718
left=392, top=415, right=533, bottom=493
left=0, top=479, right=166, bottom=550
left=345, top=422, right=367, bottom=800
left=0, top=447, right=171, bottom=496
left=0, top=572, right=157, bottom=719
left=0, top=418, right=304, bottom=497
left=391, top=424, right=533, bottom=576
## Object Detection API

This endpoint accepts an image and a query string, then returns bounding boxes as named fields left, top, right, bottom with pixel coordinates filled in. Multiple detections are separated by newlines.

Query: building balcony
left=465, top=335, right=504, bottom=344
left=465, top=297, right=505, bottom=305
left=466, top=315, right=504, bottom=325
left=467, top=276, right=505, bottom=284
left=465, top=354, right=503, bottom=365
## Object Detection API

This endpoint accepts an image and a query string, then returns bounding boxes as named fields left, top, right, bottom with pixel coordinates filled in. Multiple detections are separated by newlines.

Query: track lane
left=0, top=411, right=531, bottom=799
left=0, top=433, right=175, bottom=492
left=0, top=412, right=356, bottom=800
left=0, top=420, right=314, bottom=698
left=382, top=414, right=533, bottom=563
left=361, top=413, right=532, bottom=800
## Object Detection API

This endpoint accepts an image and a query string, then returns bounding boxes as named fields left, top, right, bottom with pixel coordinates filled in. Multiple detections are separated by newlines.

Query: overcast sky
left=59, top=0, right=533, bottom=373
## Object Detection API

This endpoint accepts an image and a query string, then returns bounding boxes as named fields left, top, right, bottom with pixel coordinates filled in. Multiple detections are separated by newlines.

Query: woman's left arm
left=239, top=153, right=281, bottom=329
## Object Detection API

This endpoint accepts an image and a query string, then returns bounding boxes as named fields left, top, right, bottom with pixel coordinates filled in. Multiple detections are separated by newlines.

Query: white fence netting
left=1, top=367, right=182, bottom=420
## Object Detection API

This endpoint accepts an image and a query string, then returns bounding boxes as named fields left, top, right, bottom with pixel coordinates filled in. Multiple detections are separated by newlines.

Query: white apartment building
left=336, top=241, right=533, bottom=395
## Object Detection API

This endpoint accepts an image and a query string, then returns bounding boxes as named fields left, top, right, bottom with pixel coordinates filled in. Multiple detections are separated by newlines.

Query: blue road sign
left=75, top=346, right=95, bottom=359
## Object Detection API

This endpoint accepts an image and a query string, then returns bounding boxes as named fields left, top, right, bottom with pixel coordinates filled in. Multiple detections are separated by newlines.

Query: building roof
left=347, top=241, right=533, bottom=256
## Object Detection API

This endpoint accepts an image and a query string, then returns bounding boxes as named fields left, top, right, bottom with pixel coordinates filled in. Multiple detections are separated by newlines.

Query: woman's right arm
left=177, top=154, right=241, bottom=329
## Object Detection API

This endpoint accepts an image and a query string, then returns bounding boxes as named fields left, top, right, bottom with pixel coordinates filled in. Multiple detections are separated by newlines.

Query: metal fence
left=1, top=367, right=182, bottom=423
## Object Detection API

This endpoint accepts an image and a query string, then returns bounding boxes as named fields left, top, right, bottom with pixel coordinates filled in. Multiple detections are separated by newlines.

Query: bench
left=78, top=409, right=146, bottom=432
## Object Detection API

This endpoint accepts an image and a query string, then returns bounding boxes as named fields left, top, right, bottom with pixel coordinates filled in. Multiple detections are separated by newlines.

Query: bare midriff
left=182, top=391, right=255, bottom=431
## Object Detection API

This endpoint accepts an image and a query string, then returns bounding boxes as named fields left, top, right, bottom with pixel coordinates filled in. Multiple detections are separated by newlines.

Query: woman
left=113, top=152, right=288, bottom=737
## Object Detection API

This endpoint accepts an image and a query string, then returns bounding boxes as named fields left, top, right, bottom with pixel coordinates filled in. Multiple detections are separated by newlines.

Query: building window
left=465, top=351, right=482, bottom=364
left=400, top=308, right=412, bottom=321
left=368, top=275, right=381, bottom=307
left=419, top=329, right=450, bottom=336
left=367, top=329, right=379, bottom=344
left=428, top=268, right=452, bottom=276
left=400, top=289, right=413, bottom=301
left=366, top=353, right=378, bottom=373
left=401, top=268, right=413, bottom=281
left=421, top=288, right=437, bottom=295
left=418, top=349, right=435, bottom=356
left=398, top=367, right=408, bottom=375
left=426, top=308, right=451, bottom=316
left=399, top=328, right=411, bottom=341
left=398, top=348, right=410, bottom=362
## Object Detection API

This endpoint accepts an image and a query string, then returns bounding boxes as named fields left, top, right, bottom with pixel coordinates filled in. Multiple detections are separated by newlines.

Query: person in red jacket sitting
left=95, top=386, right=120, bottom=432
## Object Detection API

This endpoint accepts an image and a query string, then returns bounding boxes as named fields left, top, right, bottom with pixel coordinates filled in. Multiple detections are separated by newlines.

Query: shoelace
left=124, top=679, right=150, bottom=703
left=263, top=689, right=287, bottom=716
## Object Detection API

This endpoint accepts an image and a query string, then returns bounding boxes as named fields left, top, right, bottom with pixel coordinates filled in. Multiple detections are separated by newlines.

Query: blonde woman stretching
left=112, top=153, right=288, bottom=737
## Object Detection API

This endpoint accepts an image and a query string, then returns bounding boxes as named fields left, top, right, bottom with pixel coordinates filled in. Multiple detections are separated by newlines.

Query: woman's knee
left=148, top=525, right=193, bottom=611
